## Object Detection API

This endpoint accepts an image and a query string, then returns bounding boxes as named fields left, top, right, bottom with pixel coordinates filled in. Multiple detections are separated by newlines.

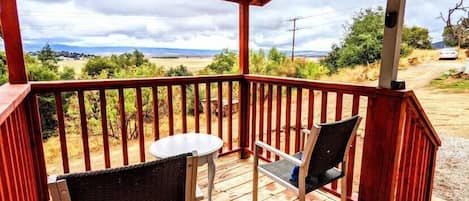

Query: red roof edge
left=224, top=0, right=271, bottom=6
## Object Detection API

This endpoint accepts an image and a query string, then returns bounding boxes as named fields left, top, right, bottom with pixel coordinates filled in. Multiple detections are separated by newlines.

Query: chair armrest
left=255, top=141, right=303, bottom=166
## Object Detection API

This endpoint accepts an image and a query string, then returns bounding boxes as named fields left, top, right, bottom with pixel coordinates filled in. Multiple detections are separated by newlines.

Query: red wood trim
left=11, top=110, right=27, bottom=200
left=0, top=0, right=27, bottom=83
left=346, top=93, right=360, bottom=196
left=405, top=92, right=441, bottom=146
left=294, top=87, right=302, bottom=153
left=205, top=83, right=211, bottom=134
left=181, top=85, right=188, bottom=133
left=54, top=92, right=69, bottom=173
left=167, top=86, right=174, bottom=136
left=402, top=121, right=417, bottom=199
left=99, top=89, right=111, bottom=168
left=239, top=1, right=249, bottom=74
left=258, top=83, right=265, bottom=154
left=409, top=129, right=423, bottom=200
left=217, top=82, right=223, bottom=153
left=250, top=82, right=257, bottom=151
left=245, top=75, right=377, bottom=96
left=285, top=86, right=291, bottom=154
left=427, top=146, right=438, bottom=201
left=30, top=75, right=243, bottom=93
left=194, top=83, right=200, bottom=133
left=78, top=90, right=91, bottom=170
left=396, top=115, right=411, bottom=200
left=227, top=82, right=233, bottom=150
left=26, top=95, right=48, bottom=201
left=321, top=91, right=327, bottom=123
left=118, top=89, right=128, bottom=166
left=4, top=118, right=21, bottom=201
left=0, top=84, right=31, bottom=125
left=0, top=124, right=12, bottom=201
left=136, top=87, right=145, bottom=162
left=239, top=80, right=250, bottom=159
left=307, top=89, right=314, bottom=129
left=152, top=87, right=160, bottom=141
left=266, top=84, right=273, bottom=159
left=275, top=85, right=282, bottom=160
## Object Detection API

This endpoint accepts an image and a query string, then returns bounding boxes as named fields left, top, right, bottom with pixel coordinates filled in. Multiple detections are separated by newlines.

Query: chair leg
left=253, top=149, right=259, bottom=201
left=298, top=191, right=306, bottom=201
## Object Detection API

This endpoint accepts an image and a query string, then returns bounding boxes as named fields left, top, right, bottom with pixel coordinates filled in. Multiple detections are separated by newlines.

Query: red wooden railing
left=245, top=75, right=374, bottom=200
left=0, top=84, right=48, bottom=201
left=394, top=92, right=441, bottom=201
left=30, top=75, right=243, bottom=173
left=0, top=74, right=441, bottom=201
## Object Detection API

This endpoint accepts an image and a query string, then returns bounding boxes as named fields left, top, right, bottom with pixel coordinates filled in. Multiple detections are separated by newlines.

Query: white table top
left=149, top=133, right=223, bottom=158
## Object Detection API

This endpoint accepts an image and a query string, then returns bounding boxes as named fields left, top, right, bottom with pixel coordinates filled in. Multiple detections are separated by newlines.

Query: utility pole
left=288, top=17, right=302, bottom=61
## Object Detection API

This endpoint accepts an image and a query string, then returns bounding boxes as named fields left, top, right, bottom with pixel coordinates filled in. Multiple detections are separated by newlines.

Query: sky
left=13, top=0, right=468, bottom=51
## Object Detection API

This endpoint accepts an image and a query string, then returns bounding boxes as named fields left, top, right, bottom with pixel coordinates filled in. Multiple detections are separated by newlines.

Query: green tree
left=268, top=47, right=287, bottom=65
left=0, top=52, right=7, bottom=85
left=402, top=26, right=432, bottom=49
left=207, top=49, right=237, bottom=74
left=37, top=43, right=59, bottom=72
left=83, top=56, right=117, bottom=77
left=165, top=65, right=193, bottom=77
left=321, top=7, right=415, bottom=73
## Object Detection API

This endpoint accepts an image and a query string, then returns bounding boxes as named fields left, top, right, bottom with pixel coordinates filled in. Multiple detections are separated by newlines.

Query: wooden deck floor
left=196, top=153, right=339, bottom=201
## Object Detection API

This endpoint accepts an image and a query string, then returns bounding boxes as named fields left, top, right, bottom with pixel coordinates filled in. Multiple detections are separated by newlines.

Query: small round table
left=149, top=133, right=223, bottom=201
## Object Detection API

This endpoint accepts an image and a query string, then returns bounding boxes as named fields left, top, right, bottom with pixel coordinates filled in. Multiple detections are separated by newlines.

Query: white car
left=439, top=48, right=459, bottom=60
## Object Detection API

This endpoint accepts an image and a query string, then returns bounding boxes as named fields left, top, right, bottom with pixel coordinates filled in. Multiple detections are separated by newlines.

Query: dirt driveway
left=379, top=61, right=469, bottom=201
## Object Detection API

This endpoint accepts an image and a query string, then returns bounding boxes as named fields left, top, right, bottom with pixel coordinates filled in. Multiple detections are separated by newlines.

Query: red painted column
left=0, top=0, right=28, bottom=84
left=238, top=0, right=250, bottom=159
left=358, top=89, right=407, bottom=201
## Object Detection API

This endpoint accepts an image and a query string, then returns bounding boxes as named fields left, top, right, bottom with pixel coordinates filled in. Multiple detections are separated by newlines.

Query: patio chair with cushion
left=48, top=152, right=198, bottom=201
left=253, top=115, right=362, bottom=201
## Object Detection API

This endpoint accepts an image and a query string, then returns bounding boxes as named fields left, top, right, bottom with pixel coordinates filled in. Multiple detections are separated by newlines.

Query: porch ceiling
left=224, top=0, right=271, bottom=6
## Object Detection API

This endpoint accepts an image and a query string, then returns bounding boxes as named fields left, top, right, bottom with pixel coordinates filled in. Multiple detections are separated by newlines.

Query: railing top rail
left=406, top=91, right=442, bottom=146
left=245, top=74, right=380, bottom=96
left=30, top=74, right=244, bottom=93
left=0, top=83, right=31, bottom=124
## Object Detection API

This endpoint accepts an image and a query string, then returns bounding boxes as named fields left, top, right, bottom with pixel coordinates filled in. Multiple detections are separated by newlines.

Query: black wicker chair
left=253, top=115, right=362, bottom=201
left=48, top=152, right=198, bottom=201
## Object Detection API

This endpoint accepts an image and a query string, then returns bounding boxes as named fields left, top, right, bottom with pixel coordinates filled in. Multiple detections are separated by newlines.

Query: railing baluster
left=99, top=89, right=111, bottom=169
left=194, top=83, right=200, bottom=133
left=266, top=84, right=273, bottom=159
left=251, top=82, right=257, bottom=152
left=294, top=87, right=302, bottom=153
left=3, top=119, right=20, bottom=201
left=227, top=81, right=233, bottom=150
left=307, top=89, right=314, bottom=129
left=321, top=90, right=328, bottom=123
left=78, top=90, right=91, bottom=170
left=167, top=85, right=174, bottom=136
left=217, top=82, right=223, bottom=153
left=8, top=116, right=25, bottom=200
left=275, top=85, right=282, bottom=160
left=54, top=92, right=69, bottom=173
left=258, top=84, right=265, bottom=154
left=181, top=85, right=187, bottom=133
left=285, top=86, right=291, bottom=154
left=346, top=93, right=360, bottom=196
left=136, top=87, right=145, bottom=162
left=118, top=88, right=128, bottom=166
left=152, top=87, right=160, bottom=141
left=206, top=82, right=211, bottom=134
left=332, top=92, right=343, bottom=190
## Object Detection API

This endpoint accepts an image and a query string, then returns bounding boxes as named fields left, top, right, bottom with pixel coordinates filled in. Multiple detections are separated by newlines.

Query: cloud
left=17, top=0, right=464, bottom=51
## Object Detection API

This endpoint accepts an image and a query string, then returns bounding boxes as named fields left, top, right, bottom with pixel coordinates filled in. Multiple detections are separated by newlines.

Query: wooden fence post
left=238, top=0, right=250, bottom=159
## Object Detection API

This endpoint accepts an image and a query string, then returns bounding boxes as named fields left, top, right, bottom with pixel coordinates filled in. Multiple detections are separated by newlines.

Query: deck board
left=197, top=153, right=338, bottom=201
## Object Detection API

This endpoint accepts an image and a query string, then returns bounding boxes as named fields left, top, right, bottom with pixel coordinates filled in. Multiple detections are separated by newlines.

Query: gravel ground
left=433, top=135, right=469, bottom=201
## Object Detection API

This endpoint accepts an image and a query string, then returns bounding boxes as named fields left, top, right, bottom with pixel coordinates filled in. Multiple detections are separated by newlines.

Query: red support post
left=238, top=0, right=250, bottom=159
left=0, top=0, right=28, bottom=84
left=359, top=89, right=407, bottom=201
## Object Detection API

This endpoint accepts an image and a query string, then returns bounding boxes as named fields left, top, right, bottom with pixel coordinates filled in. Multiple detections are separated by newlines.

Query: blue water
left=23, top=43, right=329, bottom=57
